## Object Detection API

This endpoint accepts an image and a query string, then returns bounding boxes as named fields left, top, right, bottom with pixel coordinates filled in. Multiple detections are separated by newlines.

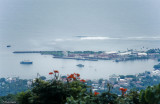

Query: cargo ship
left=20, top=60, right=33, bottom=64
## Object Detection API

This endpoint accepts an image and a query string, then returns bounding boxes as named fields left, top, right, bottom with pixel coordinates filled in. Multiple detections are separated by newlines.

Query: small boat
left=6, top=45, right=11, bottom=48
left=77, top=64, right=84, bottom=67
left=20, top=60, right=33, bottom=64
left=115, top=59, right=120, bottom=62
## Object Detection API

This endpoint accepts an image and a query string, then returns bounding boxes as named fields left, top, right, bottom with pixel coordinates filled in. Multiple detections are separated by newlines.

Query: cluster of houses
left=86, top=69, right=160, bottom=94
left=0, top=77, right=32, bottom=96
left=2, top=67, right=160, bottom=96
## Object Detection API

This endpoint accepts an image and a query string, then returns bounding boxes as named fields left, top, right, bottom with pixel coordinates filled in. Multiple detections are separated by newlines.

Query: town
left=1, top=67, right=160, bottom=96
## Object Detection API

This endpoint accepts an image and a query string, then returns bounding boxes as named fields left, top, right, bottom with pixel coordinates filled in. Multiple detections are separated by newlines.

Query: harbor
left=1, top=49, right=158, bottom=79
left=13, top=49, right=160, bottom=62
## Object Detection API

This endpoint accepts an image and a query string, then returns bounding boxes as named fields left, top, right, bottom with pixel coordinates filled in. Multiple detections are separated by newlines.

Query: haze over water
left=0, top=0, right=160, bottom=79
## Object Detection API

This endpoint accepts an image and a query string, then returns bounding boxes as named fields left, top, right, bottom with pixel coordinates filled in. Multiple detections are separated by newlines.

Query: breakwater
left=13, top=51, right=41, bottom=53
left=13, top=51, right=64, bottom=57
left=13, top=51, right=63, bottom=53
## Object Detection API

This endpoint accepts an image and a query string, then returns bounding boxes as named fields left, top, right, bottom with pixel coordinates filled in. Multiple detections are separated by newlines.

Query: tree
left=16, top=91, right=32, bottom=104
left=139, top=84, right=160, bottom=104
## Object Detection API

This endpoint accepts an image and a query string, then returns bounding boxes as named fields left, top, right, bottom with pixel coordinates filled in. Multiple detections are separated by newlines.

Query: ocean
left=0, top=38, right=159, bottom=79
left=1, top=0, right=160, bottom=79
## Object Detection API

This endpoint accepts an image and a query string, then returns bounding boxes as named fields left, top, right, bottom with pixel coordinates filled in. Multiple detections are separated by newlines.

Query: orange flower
left=119, top=88, right=127, bottom=92
left=54, top=70, right=59, bottom=73
left=119, top=88, right=123, bottom=90
left=119, top=87, right=127, bottom=96
left=73, top=77, right=76, bottom=80
left=76, top=73, right=80, bottom=77
left=124, top=88, right=127, bottom=92
left=69, top=74, right=74, bottom=78
left=80, top=79, right=86, bottom=83
left=94, top=92, right=99, bottom=96
left=49, top=72, right=53, bottom=75
left=67, top=73, right=80, bottom=81
left=67, top=74, right=74, bottom=79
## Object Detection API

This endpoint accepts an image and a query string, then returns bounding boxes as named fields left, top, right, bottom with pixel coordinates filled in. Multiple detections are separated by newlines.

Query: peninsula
left=13, top=49, right=160, bottom=62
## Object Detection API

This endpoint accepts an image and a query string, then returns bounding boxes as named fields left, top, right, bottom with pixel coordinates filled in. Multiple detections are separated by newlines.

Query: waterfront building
left=109, top=74, right=120, bottom=83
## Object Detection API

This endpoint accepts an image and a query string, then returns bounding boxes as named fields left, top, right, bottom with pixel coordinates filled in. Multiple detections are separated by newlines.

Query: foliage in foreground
left=2, top=71, right=160, bottom=104
left=16, top=78, right=119, bottom=104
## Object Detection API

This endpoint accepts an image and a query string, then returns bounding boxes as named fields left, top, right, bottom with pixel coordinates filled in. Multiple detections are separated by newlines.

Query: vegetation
left=146, top=49, right=160, bottom=53
left=2, top=71, right=160, bottom=104
left=41, top=51, right=64, bottom=57
left=0, top=94, right=17, bottom=104
left=0, top=77, right=30, bottom=96
left=153, top=63, right=160, bottom=70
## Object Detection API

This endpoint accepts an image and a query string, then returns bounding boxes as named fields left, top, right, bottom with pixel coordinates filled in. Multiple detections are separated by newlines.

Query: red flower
left=54, top=70, right=59, bottom=73
left=73, top=77, right=76, bottom=80
left=94, top=92, right=99, bottom=96
left=67, top=74, right=73, bottom=78
left=49, top=72, right=53, bottom=75
left=119, top=87, right=127, bottom=96
left=124, top=88, right=127, bottom=92
left=80, top=79, right=86, bottom=83
left=67, top=73, right=81, bottom=81
left=76, top=73, right=80, bottom=77
left=119, top=88, right=123, bottom=90
left=119, top=88, right=127, bottom=92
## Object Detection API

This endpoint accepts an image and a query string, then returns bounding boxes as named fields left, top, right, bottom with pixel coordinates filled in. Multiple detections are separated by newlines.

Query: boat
left=6, top=45, right=11, bottom=47
left=20, top=60, right=33, bottom=64
left=77, top=64, right=84, bottom=67
left=75, top=58, right=86, bottom=61
left=115, top=59, right=119, bottom=62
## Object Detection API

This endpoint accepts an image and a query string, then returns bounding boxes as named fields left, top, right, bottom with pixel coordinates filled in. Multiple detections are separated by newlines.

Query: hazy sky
left=0, top=0, right=160, bottom=50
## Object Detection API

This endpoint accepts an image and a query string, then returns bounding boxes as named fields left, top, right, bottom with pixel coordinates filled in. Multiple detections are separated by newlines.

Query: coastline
left=13, top=49, right=160, bottom=62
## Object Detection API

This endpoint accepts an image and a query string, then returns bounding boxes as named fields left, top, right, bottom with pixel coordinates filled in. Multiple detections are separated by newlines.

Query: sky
left=0, top=0, right=160, bottom=50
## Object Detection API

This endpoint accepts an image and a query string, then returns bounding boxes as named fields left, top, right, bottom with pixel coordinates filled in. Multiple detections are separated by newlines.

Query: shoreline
left=13, top=49, right=160, bottom=62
